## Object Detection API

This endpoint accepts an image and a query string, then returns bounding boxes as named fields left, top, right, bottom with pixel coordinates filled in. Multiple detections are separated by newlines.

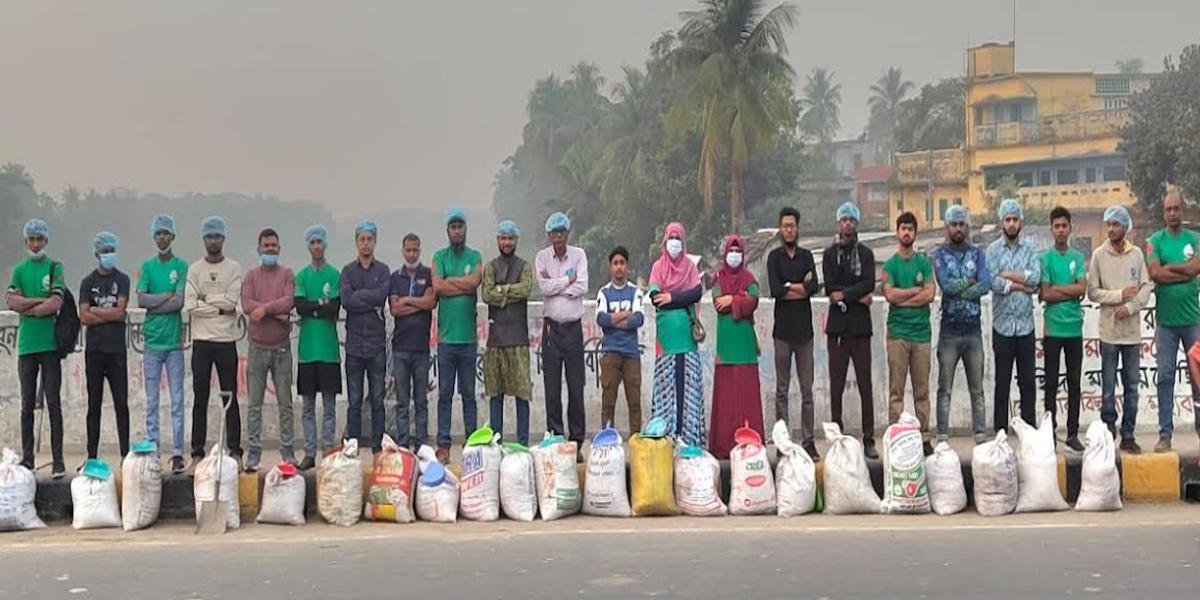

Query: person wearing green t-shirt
left=1147, top=191, right=1200, bottom=452
left=293, top=224, right=342, bottom=471
left=1039, top=207, right=1087, bottom=452
left=5, top=218, right=67, bottom=477
left=882, top=211, right=936, bottom=456
left=136, top=214, right=189, bottom=474
left=431, top=208, right=482, bottom=464
left=708, top=235, right=761, bottom=460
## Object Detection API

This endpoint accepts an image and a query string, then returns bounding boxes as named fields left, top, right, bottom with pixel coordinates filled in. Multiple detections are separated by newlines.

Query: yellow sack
left=629, top=434, right=680, bottom=516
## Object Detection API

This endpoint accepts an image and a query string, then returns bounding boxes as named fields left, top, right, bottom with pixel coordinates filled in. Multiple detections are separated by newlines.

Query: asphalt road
left=1, top=506, right=1197, bottom=599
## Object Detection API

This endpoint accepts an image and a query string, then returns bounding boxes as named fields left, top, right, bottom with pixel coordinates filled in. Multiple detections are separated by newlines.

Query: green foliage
left=867, top=66, right=914, bottom=154
left=1120, top=44, right=1200, bottom=218
left=893, top=78, right=966, bottom=152
left=799, top=67, right=842, bottom=144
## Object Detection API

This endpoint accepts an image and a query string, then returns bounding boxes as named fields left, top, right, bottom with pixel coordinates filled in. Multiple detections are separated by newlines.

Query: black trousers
left=191, top=340, right=242, bottom=458
left=828, top=335, right=875, bottom=443
left=1043, top=336, right=1083, bottom=438
left=18, top=352, right=63, bottom=467
left=542, top=318, right=586, bottom=446
left=85, top=351, right=130, bottom=459
left=993, top=331, right=1037, bottom=431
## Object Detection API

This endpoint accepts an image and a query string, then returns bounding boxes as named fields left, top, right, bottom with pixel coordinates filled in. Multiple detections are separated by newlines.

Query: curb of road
left=30, top=449, right=1197, bottom=523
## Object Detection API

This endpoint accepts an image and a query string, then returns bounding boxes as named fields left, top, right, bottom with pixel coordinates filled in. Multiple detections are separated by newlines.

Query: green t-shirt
left=882, top=252, right=933, bottom=344
left=432, top=246, right=482, bottom=345
left=295, top=263, right=341, bottom=363
left=1040, top=247, right=1086, bottom=338
left=8, top=257, right=66, bottom=356
left=713, top=282, right=759, bottom=365
left=650, top=285, right=698, bottom=356
left=136, top=255, right=188, bottom=352
left=1147, top=228, right=1200, bottom=327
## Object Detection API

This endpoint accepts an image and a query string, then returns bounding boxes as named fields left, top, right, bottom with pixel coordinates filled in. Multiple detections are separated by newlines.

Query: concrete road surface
left=1, top=505, right=1196, bottom=599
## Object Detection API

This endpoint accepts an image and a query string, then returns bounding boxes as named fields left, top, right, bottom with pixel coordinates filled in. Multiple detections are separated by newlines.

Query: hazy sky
left=2, top=1, right=1196, bottom=218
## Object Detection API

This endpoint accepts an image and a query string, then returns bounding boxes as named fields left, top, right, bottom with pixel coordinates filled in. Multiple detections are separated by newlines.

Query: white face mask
left=666, top=239, right=683, bottom=258
left=726, top=252, right=743, bottom=269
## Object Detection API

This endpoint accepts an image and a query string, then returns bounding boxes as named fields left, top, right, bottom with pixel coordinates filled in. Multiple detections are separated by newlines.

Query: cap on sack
left=539, top=432, right=566, bottom=448
left=733, top=421, right=763, bottom=447
left=641, top=417, right=668, bottom=439
left=592, top=424, right=621, bottom=448
left=82, top=458, right=111, bottom=480
left=502, top=442, right=529, bottom=454
left=467, top=423, right=496, bottom=447
left=131, top=440, right=156, bottom=454
left=422, top=461, right=447, bottom=487
left=277, top=462, right=298, bottom=477
left=679, top=445, right=704, bottom=459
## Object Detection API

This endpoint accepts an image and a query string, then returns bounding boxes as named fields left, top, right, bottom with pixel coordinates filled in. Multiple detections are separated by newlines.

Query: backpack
left=51, top=261, right=81, bottom=358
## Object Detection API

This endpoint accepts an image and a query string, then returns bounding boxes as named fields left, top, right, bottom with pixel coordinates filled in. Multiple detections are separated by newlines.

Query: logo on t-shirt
left=965, top=259, right=975, bottom=272
left=1186, top=244, right=1195, bottom=259
left=1069, top=260, right=1076, bottom=272
left=41, top=274, right=50, bottom=293
left=464, top=265, right=471, bottom=275
left=916, top=272, right=924, bottom=285
left=169, top=270, right=179, bottom=285
left=321, top=282, right=331, bottom=299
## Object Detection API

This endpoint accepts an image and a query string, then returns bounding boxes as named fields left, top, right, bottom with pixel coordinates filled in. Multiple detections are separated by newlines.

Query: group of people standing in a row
left=6, top=192, right=1198, bottom=477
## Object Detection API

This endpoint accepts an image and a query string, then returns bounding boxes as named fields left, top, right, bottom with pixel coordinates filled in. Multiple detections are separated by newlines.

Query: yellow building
left=890, top=41, right=1155, bottom=228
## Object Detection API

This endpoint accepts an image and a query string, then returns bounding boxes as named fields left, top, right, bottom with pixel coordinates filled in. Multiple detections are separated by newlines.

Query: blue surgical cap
left=498, top=220, right=520, bottom=238
left=945, top=205, right=970, bottom=225
left=354, top=220, right=378, bottom=238
left=151, top=214, right=176, bottom=238
left=93, top=231, right=119, bottom=253
left=304, top=224, right=328, bottom=245
left=200, top=215, right=227, bottom=238
left=836, top=202, right=861, bottom=222
left=998, top=198, right=1024, bottom=221
left=445, top=207, right=467, bottom=225
left=1103, top=205, right=1132, bottom=230
left=23, top=219, right=49, bottom=240
left=545, top=211, right=571, bottom=233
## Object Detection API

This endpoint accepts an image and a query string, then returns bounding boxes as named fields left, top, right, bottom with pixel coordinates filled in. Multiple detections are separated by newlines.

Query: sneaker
left=244, top=462, right=259, bottom=474
left=802, top=443, right=820, bottom=461
left=974, top=432, right=990, bottom=444
left=863, top=441, right=879, bottom=460
left=923, top=441, right=935, bottom=457
left=51, top=463, right=67, bottom=480
left=297, top=456, right=316, bottom=471
left=576, top=449, right=585, bottom=464
left=171, top=456, right=186, bottom=475
left=1065, top=437, right=1084, bottom=453
left=435, top=446, right=450, bottom=465
left=1118, top=439, right=1143, bottom=455
left=1154, top=436, right=1172, bottom=453
left=18, top=459, right=34, bottom=471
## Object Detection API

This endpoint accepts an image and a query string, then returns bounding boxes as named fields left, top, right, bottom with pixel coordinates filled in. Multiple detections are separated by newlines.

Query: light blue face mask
left=99, top=253, right=118, bottom=270
left=26, top=248, right=45, bottom=260
left=157, top=244, right=172, bottom=256
left=259, top=253, right=279, bottom=267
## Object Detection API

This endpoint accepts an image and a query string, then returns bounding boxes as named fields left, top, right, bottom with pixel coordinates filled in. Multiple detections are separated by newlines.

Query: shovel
left=196, top=391, right=233, bottom=535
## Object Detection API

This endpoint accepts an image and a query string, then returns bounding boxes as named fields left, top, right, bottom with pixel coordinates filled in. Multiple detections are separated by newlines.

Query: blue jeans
left=301, top=392, right=337, bottom=458
left=393, top=351, right=431, bottom=448
left=1155, top=324, right=1200, bottom=437
left=436, top=343, right=478, bottom=448
left=346, top=353, right=387, bottom=451
left=1101, top=343, right=1140, bottom=442
left=936, top=332, right=986, bottom=438
left=144, top=349, right=186, bottom=457
left=490, top=395, right=530, bottom=446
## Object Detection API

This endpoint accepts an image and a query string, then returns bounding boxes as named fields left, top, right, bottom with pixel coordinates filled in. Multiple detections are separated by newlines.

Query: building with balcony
left=889, top=41, right=1154, bottom=234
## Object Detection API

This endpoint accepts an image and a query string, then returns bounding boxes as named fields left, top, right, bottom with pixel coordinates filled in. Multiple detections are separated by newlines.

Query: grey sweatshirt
left=1086, top=240, right=1152, bottom=345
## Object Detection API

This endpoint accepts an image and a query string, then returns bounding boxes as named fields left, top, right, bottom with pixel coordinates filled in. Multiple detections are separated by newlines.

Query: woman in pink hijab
left=648, top=222, right=705, bottom=446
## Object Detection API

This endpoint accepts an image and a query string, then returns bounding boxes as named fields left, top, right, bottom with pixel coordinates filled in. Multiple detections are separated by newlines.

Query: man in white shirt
left=184, top=215, right=243, bottom=468
left=535, top=212, right=589, bottom=460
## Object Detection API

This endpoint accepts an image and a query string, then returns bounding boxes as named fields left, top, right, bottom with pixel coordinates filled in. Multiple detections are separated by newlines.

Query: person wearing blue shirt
left=986, top=198, right=1041, bottom=433
left=596, top=246, right=645, bottom=437
left=931, top=205, right=991, bottom=443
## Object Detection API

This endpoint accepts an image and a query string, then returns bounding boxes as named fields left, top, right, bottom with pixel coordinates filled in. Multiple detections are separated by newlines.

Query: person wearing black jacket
left=293, top=225, right=343, bottom=471
left=823, top=202, right=878, bottom=458
left=766, top=207, right=822, bottom=459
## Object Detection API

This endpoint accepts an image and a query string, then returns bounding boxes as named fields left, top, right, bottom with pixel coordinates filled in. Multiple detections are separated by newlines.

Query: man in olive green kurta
left=482, top=220, right=534, bottom=445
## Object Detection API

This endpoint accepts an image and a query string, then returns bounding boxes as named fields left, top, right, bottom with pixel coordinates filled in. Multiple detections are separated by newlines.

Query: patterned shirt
left=986, top=237, right=1041, bottom=337
left=931, top=242, right=990, bottom=337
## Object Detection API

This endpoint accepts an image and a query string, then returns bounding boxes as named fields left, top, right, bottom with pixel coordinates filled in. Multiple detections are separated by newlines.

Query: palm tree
left=867, top=66, right=913, bottom=149
left=667, top=0, right=799, bottom=229
left=591, top=66, right=657, bottom=207
left=1115, top=57, right=1144, bottom=74
left=799, top=67, right=841, bottom=144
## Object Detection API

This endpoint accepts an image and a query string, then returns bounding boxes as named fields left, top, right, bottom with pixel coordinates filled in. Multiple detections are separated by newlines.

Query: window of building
left=1085, top=168, right=1097, bottom=183
left=1039, top=170, right=1052, bottom=186
left=975, top=106, right=985, bottom=126
left=1014, top=171, right=1034, bottom=187
left=853, top=153, right=863, bottom=171
left=925, top=198, right=933, bottom=222
left=1057, top=169, right=1079, bottom=185
left=1104, top=97, right=1127, bottom=110
left=1103, top=165, right=1125, bottom=182
left=1008, top=104, right=1021, bottom=123
left=898, top=197, right=904, bottom=212
left=939, top=198, right=948, bottom=220
left=954, top=197, right=963, bottom=205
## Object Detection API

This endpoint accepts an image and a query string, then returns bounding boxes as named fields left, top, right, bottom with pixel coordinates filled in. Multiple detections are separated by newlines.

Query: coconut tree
left=799, top=66, right=841, bottom=144
left=867, top=66, right=914, bottom=151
